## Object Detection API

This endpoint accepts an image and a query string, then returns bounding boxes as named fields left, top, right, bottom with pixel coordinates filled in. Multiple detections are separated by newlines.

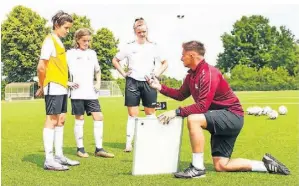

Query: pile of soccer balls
left=246, top=105, right=287, bottom=120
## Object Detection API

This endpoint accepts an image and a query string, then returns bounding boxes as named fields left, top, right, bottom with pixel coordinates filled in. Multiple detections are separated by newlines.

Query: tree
left=1, top=5, right=49, bottom=82
left=92, top=28, right=119, bottom=80
left=62, top=13, right=93, bottom=50
left=160, top=75, right=182, bottom=89
left=216, top=15, right=298, bottom=75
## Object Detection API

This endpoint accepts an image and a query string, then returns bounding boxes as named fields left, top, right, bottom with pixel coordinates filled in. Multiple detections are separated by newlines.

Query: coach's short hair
left=182, top=41, right=205, bottom=56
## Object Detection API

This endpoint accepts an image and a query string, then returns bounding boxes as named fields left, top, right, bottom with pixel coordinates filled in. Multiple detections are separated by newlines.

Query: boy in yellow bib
left=36, top=11, right=79, bottom=171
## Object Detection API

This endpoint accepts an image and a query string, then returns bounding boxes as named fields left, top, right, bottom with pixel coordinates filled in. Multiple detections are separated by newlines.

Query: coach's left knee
left=214, top=159, right=230, bottom=172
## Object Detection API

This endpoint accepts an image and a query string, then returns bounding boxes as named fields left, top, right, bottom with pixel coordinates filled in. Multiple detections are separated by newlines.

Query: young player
left=36, top=11, right=79, bottom=171
left=67, top=28, right=114, bottom=158
left=112, top=17, right=168, bottom=152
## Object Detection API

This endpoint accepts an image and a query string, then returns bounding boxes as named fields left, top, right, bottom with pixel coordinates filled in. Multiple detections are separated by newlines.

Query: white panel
left=132, top=117, right=183, bottom=175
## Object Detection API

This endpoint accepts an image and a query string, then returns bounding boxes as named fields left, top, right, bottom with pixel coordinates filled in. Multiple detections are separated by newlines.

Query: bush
left=228, top=65, right=298, bottom=91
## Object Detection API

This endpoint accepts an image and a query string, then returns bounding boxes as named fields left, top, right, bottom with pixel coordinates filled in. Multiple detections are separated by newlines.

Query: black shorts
left=71, top=99, right=101, bottom=116
left=204, top=110, right=244, bottom=158
left=125, top=77, right=157, bottom=108
left=45, top=95, right=68, bottom=115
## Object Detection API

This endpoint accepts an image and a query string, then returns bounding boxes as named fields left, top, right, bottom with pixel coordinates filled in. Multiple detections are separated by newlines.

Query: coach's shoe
left=44, top=159, right=69, bottom=171
left=77, top=147, right=89, bottom=158
left=95, top=148, right=115, bottom=158
left=54, top=155, right=80, bottom=166
left=174, top=164, right=206, bottom=179
left=262, top=153, right=290, bottom=175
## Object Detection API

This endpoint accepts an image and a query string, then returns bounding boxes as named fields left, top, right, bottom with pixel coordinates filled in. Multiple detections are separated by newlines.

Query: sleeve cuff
left=159, top=84, right=168, bottom=94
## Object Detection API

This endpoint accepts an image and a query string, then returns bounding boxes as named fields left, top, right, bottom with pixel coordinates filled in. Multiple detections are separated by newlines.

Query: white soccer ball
left=278, top=105, right=287, bottom=115
left=262, top=106, right=272, bottom=115
left=246, top=107, right=253, bottom=115
left=253, top=106, right=263, bottom=116
left=268, top=110, right=278, bottom=120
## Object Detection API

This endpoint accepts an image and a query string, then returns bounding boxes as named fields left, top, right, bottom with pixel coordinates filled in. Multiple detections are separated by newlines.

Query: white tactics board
left=132, top=117, right=183, bottom=175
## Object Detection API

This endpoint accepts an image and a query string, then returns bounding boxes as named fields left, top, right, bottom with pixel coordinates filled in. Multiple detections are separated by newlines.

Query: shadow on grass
left=103, top=142, right=126, bottom=150
left=22, top=154, right=44, bottom=168
left=63, top=146, right=77, bottom=156
left=114, top=161, right=215, bottom=176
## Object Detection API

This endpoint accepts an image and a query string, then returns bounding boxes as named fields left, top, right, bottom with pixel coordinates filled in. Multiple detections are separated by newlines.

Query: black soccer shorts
left=204, top=109, right=244, bottom=158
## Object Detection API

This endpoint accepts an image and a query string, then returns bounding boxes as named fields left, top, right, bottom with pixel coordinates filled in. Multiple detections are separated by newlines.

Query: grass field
left=1, top=91, right=299, bottom=185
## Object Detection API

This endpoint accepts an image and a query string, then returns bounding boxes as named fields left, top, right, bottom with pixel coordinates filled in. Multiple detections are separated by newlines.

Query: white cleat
left=54, top=155, right=80, bottom=166
left=124, top=145, right=133, bottom=152
left=44, top=159, right=69, bottom=171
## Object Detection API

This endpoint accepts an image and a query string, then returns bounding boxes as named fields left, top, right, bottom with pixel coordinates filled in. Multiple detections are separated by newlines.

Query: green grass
left=2, top=91, right=299, bottom=185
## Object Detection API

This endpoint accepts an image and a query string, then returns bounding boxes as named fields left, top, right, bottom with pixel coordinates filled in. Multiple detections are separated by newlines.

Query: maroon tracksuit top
left=160, top=60, right=244, bottom=117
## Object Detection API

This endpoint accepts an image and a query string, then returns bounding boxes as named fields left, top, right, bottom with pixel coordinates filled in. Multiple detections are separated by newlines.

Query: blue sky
left=1, top=1, right=298, bottom=80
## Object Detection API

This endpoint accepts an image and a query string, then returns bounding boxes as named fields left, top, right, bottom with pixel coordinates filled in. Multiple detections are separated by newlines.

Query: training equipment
left=278, top=105, right=288, bottom=115
left=268, top=110, right=278, bottom=120
left=155, top=101, right=167, bottom=110
left=254, top=107, right=263, bottom=116
left=132, top=117, right=183, bottom=175
left=96, top=81, right=123, bottom=97
left=262, top=106, right=272, bottom=115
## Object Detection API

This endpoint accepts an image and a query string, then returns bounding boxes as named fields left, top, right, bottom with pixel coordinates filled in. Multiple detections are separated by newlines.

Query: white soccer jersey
left=40, top=33, right=67, bottom=95
left=67, top=49, right=100, bottom=100
left=115, top=41, right=166, bottom=81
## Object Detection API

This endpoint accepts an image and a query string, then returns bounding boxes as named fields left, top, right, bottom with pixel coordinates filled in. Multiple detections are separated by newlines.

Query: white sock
left=43, top=128, right=54, bottom=160
left=94, top=120, right=103, bottom=149
left=74, top=119, right=84, bottom=148
left=192, top=153, right=205, bottom=170
left=54, top=126, right=64, bottom=157
left=126, top=115, right=136, bottom=148
left=251, top=160, right=268, bottom=172
left=146, top=114, right=156, bottom=119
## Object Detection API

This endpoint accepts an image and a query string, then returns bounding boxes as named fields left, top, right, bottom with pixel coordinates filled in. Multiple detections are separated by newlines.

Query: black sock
left=77, top=147, right=86, bottom=153
left=95, top=148, right=104, bottom=152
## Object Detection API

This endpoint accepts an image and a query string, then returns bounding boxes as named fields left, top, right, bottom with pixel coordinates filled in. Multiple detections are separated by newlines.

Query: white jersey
left=115, top=41, right=165, bottom=81
left=40, top=33, right=67, bottom=95
left=67, top=49, right=100, bottom=100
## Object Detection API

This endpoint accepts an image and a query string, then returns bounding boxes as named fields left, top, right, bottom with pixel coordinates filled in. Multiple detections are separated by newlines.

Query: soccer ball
left=254, top=107, right=263, bottom=116
left=262, top=106, right=272, bottom=115
left=246, top=107, right=253, bottom=115
left=268, top=110, right=278, bottom=120
left=278, top=105, right=287, bottom=115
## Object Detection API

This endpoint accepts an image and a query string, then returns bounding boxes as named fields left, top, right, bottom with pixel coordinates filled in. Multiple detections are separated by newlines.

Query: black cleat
left=262, top=153, right=290, bottom=175
left=174, top=164, right=206, bottom=179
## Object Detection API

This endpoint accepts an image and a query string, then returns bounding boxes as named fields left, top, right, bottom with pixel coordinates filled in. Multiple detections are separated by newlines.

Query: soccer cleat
left=77, top=147, right=89, bottom=158
left=174, top=164, right=206, bottom=179
left=95, top=148, right=115, bottom=158
left=123, top=145, right=132, bottom=152
left=44, top=159, right=69, bottom=171
left=77, top=151, right=89, bottom=158
left=54, top=155, right=80, bottom=166
left=262, top=153, right=290, bottom=175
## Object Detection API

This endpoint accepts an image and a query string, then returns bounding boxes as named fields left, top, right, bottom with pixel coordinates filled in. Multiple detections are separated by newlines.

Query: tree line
left=1, top=6, right=298, bottom=99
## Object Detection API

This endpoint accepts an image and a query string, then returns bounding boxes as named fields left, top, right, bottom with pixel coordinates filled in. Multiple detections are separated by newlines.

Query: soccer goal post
left=98, top=81, right=123, bottom=97
left=5, top=82, right=35, bottom=101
